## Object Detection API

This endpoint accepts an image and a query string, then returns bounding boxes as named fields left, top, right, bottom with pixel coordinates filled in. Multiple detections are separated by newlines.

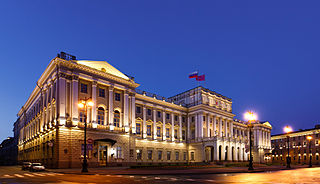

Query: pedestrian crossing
left=1, top=172, right=64, bottom=179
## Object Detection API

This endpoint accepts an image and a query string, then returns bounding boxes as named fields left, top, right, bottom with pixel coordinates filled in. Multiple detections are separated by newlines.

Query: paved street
left=1, top=166, right=320, bottom=183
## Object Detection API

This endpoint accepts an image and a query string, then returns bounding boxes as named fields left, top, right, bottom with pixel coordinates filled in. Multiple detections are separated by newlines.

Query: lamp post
left=307, top=136, right=312, bottom=168
left=244, top=111, right=257, bottom=171
left=283, top=126, right=292, bottom=169
left=78, top=98, right=94, bottom=173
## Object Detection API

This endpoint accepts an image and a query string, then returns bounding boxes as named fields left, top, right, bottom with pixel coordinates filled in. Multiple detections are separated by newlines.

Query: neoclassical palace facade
left=15, top=54, right=272, bottom=168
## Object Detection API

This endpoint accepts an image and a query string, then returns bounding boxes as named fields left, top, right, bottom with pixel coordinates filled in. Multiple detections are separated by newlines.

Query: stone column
left=162, top=111, right=166, bottom=140
left=207, top=114, right=210, bottom=137
left=171, top=113, right=175, bottom=141
left=58, top=73, right=66, bottom=125
left=227, top=144, right=232, bottom=161
left=187, top=116, right=191, bottom=139
left=123, top=91, right=129, bottom=129
left=195, top=114, right=198, bottom=139
left=219, top=117, right=222, bottom=137
left=91, top=81, right=97, bottom=124
left=230, top=120, right=233, bottom=138
left=153, top=109, right=157, bottom=139
left=131, top=95, right=136, bottom=133
left=179, top=114, right=182, bottom=141
left=213, top=115, right=216, bottom=136
left=143, top=106, right=147, bottom=138
left=199, top=113, right=203, bottom=139
left=108, top=86, right=114, bottom=125
left=224, top=119, right=228, bottom=137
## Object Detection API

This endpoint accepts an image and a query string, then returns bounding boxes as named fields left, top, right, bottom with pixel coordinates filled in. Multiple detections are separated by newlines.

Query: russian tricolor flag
left=189, top=71, right=198, bottom=78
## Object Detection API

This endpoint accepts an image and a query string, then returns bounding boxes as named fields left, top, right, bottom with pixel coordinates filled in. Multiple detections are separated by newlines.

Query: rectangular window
left=174, top=129, right=178, bottom=139
left=175, top=115, right=178, bottom=121
left=158, top=151, right=162, bottom=160
left=182, top=117, right=185, bottom=122
left=167, top=151, right=171, bottom=160
left=130, top=149, right=134, bottom=157
left=175, top=152, right=179, bottom=160
left=191, top=152, right=195, bottom=160
left=79, top=111, right=85, bottom=123
left=136, top=123, right=141, bottom=135
left=98, top=88, right=105, bottom=97
left=116, top=147, right=122, bottom=159
left=157, top=111, right=161, bottom=118
left=146, top=150, right=152, bottom=160
left=157, top=127, right=161, bottom=137
left=136, top=106, right=141, bottom=113
left=203, top=116, right=205, bottom=121
left=166, top=113, right=170, bottom=119
left=166, top=128, right=170, bottom=138
left=115, top=93, right=121, bottom=101
left=80, top=83, right=88, bottom=93
left=183, top=152, right=187, bottom=160
left=147, top=109, right=151, bottom=116
left=137, top=149, right=142, bottom=160
left=192, top=117, right=195, bottom=122
left=147, top=125, right=152, bottom=136
left=182, top=130, right=186, bottom=140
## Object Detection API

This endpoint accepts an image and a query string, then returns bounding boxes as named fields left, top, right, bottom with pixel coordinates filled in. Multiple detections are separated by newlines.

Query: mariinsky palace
left=14, top=53, right=272, bottom=168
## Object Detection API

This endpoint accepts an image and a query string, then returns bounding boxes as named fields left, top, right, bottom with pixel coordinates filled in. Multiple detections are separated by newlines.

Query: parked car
left=21, top=162, right=32, bottom=170
left=30, top=163, right=45, bottom=172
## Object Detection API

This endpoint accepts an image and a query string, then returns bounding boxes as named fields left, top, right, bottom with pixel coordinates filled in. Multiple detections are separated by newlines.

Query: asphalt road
left=1, top=166, right=320, bottom=183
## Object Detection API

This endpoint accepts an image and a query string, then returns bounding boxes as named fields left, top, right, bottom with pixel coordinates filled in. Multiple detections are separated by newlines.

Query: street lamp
left=283, top=126, right=293, bottom=169
left=307, top=135, right=312, bottom=168
left=244, top=111, right=257, bottom=171
left=78, top=98, right=94, bottom=173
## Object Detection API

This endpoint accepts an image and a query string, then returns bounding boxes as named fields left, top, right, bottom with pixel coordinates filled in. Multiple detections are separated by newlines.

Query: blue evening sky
left=0, top=1, right=320, bottom=141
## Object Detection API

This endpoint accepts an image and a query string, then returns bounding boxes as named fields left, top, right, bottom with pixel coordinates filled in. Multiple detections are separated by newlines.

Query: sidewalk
left=47, top=165, right=311, bottom=175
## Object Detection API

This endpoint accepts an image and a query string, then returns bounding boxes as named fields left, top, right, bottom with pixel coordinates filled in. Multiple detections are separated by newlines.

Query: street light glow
left=307, top=136, right=312, bottom=140
left=244, top=111, right=257, bottom=121
left=78, top=103, right=85, bottom=109
left=87, top=101, right=94, bottom=107
left=283, top=126, right=293, bottom=133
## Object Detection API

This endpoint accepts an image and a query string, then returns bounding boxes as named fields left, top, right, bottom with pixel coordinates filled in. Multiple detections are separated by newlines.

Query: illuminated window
left=137, top=149, right=142, bottom=160
left=147, top=125, right=152, bottom=136
left=79, top=110, right=85, bottom=123
left=183, top=152, right=187, bottom=160
left=116, top=146, right=122, bottom=158
left=98, top=88, right=105, bottom=98
left=166, top=128, right=170, bottom=138
left=136, top=123, right=141, bottom=135
left=167, top=151, right=171, bottom=160
left=114, top=110, right=120, bottom=127
left=175, top=152, right=179, bottom=160
left=97, top=107, right=105, bottom=125
left=115, top=93, right=121, bottom=101
left=80, top=83, right=88, bottom=93
left=191, top=152, right=195, bottom=160
left=157, top=126, right=161, bottom=137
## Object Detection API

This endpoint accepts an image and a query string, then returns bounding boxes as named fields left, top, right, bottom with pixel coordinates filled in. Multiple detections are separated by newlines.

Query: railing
left=135, top=89, right=183, bottom=106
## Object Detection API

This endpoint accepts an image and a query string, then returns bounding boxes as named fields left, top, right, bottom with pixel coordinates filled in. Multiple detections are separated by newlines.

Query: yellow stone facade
left=15, top=55, right=272, bottom=168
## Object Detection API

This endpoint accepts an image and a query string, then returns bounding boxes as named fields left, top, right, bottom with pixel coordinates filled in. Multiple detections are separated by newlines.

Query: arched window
left=97, top=107, right=105, bottom=125
left=114, top=110, right=120, bottom=127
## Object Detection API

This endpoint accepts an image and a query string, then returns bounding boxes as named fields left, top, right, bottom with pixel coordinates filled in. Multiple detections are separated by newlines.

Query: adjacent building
left=0, top=137, right=17, bottom=165
left=15, top=53, right=272, bottom=168
left=271, top=125, right=320, bottom=165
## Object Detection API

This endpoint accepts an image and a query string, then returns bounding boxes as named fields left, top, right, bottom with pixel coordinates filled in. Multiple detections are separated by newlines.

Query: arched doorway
left=232, top=147, right=235, bottom=161
left=225, top=146, right=228, bottom=161
left=211, top=147, right=214, bottom=162
left=237, top=147, right=240, bottom=161
left=205, top=146, right=214, bottom=162
left=219, top=145, right=222, bottom=161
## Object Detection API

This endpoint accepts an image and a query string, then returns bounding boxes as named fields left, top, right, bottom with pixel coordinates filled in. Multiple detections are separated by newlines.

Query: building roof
left=271, top=125, right=320, bottom=137
left=76, top=60, right=130, bottom=80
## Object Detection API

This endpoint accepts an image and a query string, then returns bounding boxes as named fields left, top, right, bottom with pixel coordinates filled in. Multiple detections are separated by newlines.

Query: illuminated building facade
left=271, top=125, right=320, bottom=165
left=15, top=53, right=272, bottom=168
